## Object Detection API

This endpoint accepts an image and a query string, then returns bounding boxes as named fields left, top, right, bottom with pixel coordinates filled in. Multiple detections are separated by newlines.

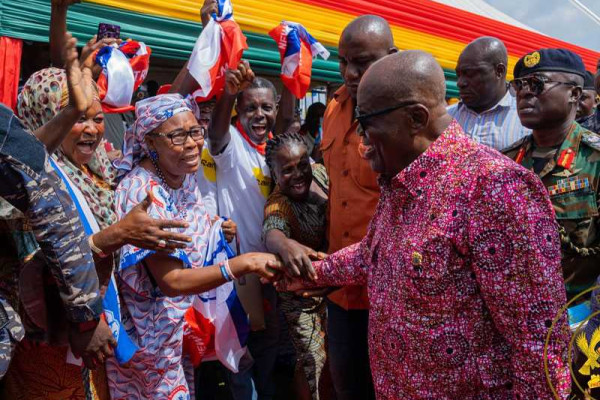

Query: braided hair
left=265, top=132, right=307, bottom=176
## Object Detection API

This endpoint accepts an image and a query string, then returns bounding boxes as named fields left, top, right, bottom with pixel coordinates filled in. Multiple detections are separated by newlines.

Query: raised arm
left=274, top=86, right=296, bottom=135
left=170, top=0, right=218, bottom=96
left=208, top=60, right=255, bottom=154
left=50, top=0, right=80, bottom=67
left=35, top=34, right=115, bottom=153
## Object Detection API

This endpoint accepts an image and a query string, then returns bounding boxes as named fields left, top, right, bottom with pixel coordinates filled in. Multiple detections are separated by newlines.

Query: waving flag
left=49, top=158, right=138, bottom=365
left=183, top=219, right=249, bottom=372
left=269, top=21, right=330, bottom=98
left=96, top=40, right=151, bottom=114
left=187, top=0, right=248, bottom=102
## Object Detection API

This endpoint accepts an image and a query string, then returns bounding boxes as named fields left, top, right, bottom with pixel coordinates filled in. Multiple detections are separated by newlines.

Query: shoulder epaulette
left=581, top=130, right=600, bottom=152
left=501, top=134, right=531, bottom=154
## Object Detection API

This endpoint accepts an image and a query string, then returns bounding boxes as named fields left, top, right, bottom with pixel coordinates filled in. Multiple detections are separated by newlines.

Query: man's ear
left=407, top=104, right=430, bottom=134
left=388, top=46, right=399, bottom=55
left=570, top=86, right=583, bottom=103
left=496, top=63, right=507, bottom=79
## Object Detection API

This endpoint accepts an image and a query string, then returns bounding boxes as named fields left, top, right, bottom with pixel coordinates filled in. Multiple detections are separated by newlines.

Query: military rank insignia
left=557, top=148, right=575, bottom=169
left=547, top=176, right=590, bottom=195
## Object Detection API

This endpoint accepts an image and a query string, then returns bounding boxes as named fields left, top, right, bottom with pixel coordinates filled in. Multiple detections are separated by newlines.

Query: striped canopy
left=1, top=0, right=598, bottom=98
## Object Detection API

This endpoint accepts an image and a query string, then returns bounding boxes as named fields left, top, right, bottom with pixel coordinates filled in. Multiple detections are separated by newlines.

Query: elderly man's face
left=355, top=101, right=414, bottom=177
left=516, top=72, right=581, bottom=130
left=338, top=34, right=393, bottom=101
left=455, top=53, right=502, bottom=112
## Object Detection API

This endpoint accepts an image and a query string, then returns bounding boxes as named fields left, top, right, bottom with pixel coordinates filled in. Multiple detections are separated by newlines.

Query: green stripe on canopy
left=0, top=0, right=459, bottom=96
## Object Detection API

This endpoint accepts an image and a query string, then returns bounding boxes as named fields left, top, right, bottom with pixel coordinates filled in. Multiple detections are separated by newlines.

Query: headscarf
left=17, top=68, right=118, bottom=229
left=115, top=94, right=194, bottom=173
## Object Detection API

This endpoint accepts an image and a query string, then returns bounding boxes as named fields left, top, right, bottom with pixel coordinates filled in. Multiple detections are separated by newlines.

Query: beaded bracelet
left=224, top=259, right=236, bottom=280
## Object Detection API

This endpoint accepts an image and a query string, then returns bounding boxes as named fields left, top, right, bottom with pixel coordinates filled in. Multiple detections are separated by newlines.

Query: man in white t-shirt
left=208, top=60, right=292, bottom=400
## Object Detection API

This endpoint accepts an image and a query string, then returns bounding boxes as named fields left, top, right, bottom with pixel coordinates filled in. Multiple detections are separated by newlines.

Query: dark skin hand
left=91, top=191, right=192, bottom=255
left=213, top=216, right=237, bottom=243
left=69, top=318, right=116, bottom=370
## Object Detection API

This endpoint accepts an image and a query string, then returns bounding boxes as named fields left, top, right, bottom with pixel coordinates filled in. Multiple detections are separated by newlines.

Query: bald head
left=460, top=36, right=508, bottom=68
left=358, top=51, right=447, bottom=111
left=338, top=15, right=397, bottom=101
left=355, top=51, right=453, bottom=177
left=341, top=15, right=394, bottom=48
left=456, top=37, right=509, bottom=113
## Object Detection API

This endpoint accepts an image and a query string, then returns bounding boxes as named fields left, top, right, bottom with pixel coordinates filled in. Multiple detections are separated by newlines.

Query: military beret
left=514, top=48, right=586, bottom=79
left=584, top=71, right=595, bottom=90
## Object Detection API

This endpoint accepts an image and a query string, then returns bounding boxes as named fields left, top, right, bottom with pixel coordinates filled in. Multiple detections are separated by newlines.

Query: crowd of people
left=1, top=0, right=600, bottom=399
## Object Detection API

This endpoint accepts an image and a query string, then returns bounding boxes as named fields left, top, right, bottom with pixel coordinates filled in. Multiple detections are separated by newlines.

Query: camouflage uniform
left=503, top=122, right=600, bottom=299
left=578, top=108, right=600, bottom=134
left=0, top=104, right=102, bottom=373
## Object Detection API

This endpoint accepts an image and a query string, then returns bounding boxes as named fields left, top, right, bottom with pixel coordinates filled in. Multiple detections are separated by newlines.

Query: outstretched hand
left=63, top=33, right=94, bottom=114
left=118, top=191, right=192, bottom=252
left=225, top=60, right=255, bottom=96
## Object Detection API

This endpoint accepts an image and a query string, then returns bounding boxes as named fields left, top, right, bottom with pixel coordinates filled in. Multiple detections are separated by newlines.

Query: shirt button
left=343, top=170, right=349, bottom=177
left=344, top=139, right=350, bottom=145
left=342, top=201, right=348, bottom=207
left=343, top=232, right=350, bottom=238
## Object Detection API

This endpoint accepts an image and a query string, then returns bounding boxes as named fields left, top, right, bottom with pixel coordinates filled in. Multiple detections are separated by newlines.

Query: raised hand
left=63, top=33, right=94, bottom=114
left=201, top=0, right=218, bottom=26
left=225, top=60, right=255, bottom=96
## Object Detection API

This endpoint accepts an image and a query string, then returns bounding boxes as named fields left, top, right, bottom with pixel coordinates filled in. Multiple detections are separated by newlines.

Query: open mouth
left=251, top=123, right=267, bottom=137
left=182, top=153, right=199, bottom=165
left=76, top=140, right=97, bottom=155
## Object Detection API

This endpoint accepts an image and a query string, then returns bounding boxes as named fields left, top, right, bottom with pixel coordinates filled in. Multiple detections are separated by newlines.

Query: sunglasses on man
left=354, top=101, right=418, bottom=133
left=509, top=75, right=581, bottom=97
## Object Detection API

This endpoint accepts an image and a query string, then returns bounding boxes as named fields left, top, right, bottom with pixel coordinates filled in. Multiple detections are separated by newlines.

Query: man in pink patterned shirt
left=281, top=51, right=570, bottom=399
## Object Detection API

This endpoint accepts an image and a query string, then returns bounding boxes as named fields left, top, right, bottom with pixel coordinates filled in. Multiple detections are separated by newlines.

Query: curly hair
left=265, top=132, right=307, bottom=173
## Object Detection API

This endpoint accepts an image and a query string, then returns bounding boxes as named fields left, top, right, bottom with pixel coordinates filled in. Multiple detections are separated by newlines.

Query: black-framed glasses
left=355, top=101, right=418, bottom=131
left=509, top=75, right=580, bottom=97
left=149, top=126, right=206, bottom=146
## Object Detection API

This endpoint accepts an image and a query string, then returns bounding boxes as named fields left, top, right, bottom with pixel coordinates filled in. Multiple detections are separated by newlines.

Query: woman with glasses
left=107, top=94, right=283, bottom=399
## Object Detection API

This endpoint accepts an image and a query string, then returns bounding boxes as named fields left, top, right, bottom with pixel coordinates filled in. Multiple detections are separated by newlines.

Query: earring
left=149, top=150, right=159, bottom=161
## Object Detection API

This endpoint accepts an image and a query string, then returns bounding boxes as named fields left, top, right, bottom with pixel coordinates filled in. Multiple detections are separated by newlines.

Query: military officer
left=503, top=49, right=600, bottom=301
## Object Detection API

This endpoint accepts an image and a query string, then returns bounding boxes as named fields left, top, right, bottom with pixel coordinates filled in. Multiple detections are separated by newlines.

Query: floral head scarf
left=115, top=94, right=193, bottom=173
left=17, top=67, right=69, bottom=132
left=17, top=68, right=117, bottom=229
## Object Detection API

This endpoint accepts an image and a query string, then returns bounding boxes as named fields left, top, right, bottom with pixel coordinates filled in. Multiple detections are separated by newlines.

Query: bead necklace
left=150, top=156, right=189, bottom=219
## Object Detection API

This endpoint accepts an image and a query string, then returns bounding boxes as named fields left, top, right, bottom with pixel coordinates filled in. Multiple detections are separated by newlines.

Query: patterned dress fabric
left=263, top=163, right=328, bottom=399
left=106, top=166, right=211, bottom=400
left=303, top=121, right=570, bottom=399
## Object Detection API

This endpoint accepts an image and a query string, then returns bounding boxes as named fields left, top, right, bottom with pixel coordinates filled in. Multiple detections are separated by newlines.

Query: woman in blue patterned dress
left=106, top=94, right=282, bottom=399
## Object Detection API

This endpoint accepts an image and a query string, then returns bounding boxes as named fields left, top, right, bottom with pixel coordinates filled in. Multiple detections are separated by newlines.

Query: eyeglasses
left=509, top=75, right=580, bottom=97
left=355, top=101, right=418, bottom=132
left=149, top=126, right=206, bottom=146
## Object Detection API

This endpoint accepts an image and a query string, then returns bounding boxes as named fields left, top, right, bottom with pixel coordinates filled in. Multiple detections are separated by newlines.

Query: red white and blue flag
left=269, top=21, right=330, bottom=98
left=96, top=40, right=151, bottom=114
left=183, top=218, right=249, bottom=372
left=187, top=0, right=248, bottom=102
